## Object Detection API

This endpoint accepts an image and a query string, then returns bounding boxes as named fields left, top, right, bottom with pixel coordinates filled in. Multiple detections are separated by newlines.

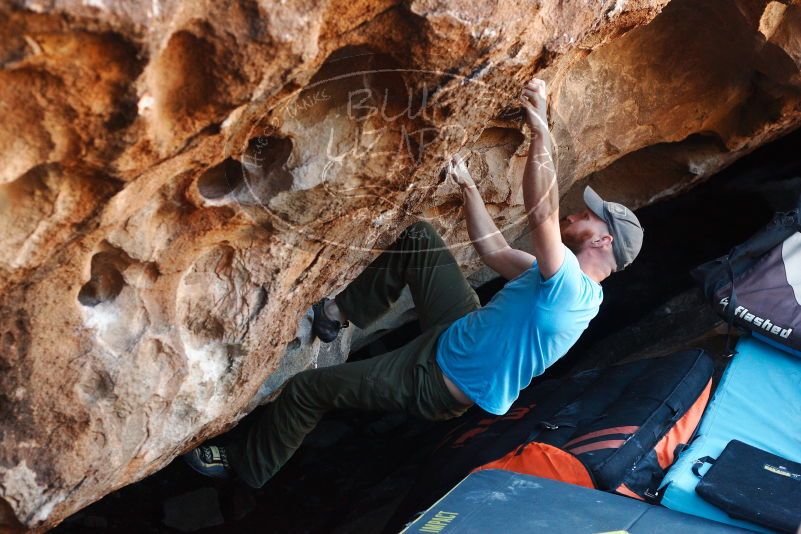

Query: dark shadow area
left=52, top=127, right=801, bottom=533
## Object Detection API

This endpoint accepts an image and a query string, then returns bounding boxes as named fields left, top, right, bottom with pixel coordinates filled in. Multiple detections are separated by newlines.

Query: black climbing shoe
left=312, top=298, right=349, bottom=343
left=182, top=444, right=232, bottom=480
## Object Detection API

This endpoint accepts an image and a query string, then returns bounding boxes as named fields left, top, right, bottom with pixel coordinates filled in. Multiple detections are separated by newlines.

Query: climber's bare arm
left=449, top=157, right=536, bottom=280
left=521, top=78, right=563, bottom=280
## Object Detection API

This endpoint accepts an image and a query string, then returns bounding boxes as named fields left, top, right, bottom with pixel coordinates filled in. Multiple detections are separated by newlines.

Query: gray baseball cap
left=583, top=186, right=644, bottom=271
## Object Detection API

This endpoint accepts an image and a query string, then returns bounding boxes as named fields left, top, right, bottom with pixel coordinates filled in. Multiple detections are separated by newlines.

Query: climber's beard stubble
left=559, top=216, right=595, bottom=255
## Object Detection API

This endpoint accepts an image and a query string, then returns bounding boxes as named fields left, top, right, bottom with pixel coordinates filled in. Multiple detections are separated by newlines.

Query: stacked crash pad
left=659, top=335, right=801, bottom=532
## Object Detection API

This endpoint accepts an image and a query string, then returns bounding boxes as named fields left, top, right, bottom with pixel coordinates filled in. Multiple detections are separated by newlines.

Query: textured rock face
left=1, top=0, right=801, bottom=530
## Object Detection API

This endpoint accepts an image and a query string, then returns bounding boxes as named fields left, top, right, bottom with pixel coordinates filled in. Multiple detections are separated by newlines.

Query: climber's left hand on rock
left=521, top=78, right=549, bottom=137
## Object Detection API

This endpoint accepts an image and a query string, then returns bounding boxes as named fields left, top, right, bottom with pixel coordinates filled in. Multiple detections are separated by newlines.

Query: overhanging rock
left=2, top=0, right=801, bottom=530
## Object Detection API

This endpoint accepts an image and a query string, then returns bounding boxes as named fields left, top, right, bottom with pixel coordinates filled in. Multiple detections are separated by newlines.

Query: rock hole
left=1, top=165, right=122, bottom=271
left=197, top=136, right=294, bottom=205
left=149, top=29, right=236, bottom=147
left=156, top=31, right=217, bottom=120
left=197, top=158, right=243, bottom=200
left=237, top=136, right=294, bottom=205
left=78, top=245, right=133, bottom=307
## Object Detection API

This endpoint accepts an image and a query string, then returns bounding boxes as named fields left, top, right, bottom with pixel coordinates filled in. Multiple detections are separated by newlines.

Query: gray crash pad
left=402, top=469, right=749, bottom=533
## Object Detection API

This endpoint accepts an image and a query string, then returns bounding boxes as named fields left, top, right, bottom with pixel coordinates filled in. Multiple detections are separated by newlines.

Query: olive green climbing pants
left=225, top=221, right=481, bottom=489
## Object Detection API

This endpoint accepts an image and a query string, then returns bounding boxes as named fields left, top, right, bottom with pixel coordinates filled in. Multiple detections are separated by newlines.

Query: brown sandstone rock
left=1, top=0, right=800, bottom=530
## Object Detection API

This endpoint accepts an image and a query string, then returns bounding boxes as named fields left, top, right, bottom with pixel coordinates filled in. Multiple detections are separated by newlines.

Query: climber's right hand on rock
left=448, top=155, right=476, bottom=190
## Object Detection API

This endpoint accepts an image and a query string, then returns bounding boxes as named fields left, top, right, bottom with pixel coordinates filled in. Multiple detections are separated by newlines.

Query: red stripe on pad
left=568, top=439, right=627, bottom=455
left=562, top=426, right=640, bottom=449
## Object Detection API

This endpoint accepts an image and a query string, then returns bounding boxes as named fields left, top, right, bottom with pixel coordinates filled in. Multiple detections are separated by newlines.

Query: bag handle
left=722, top=259, right=739, bottom=358
left=692, top=456, right=716, bottom=478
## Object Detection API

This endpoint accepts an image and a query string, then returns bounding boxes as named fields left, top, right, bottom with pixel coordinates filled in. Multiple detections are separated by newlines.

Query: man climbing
left=184, top=78, right=644, bottom=488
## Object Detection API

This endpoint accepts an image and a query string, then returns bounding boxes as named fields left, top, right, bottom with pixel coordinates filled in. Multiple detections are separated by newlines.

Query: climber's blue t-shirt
left=435, top=245, right=603, bottom=415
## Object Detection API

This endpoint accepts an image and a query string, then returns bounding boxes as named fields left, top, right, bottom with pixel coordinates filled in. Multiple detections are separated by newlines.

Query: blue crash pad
left=753, top=332, right=801, bottom=359
left=660, top=335, right=801, bottom=532
left=402, top=469, right=749, bottom=533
